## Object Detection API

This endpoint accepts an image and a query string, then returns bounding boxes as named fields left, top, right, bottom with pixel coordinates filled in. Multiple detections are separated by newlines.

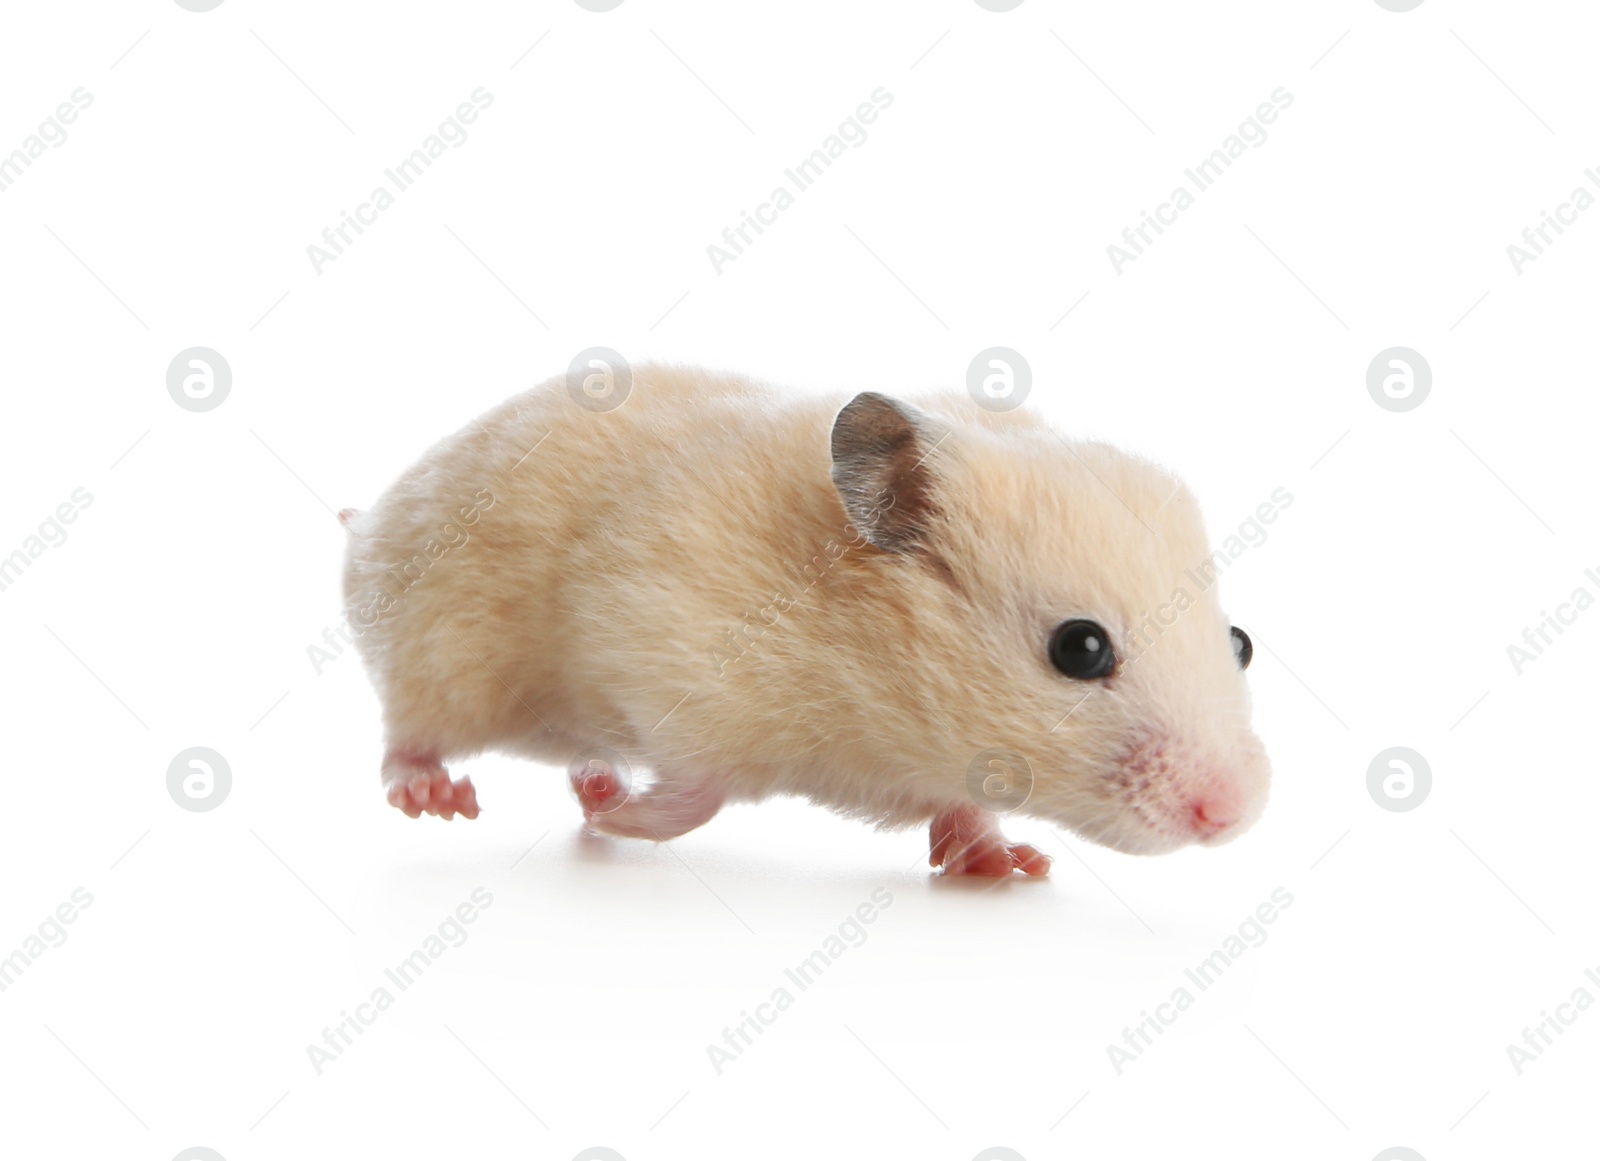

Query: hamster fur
left=342, top=364, right=1271, bottom=875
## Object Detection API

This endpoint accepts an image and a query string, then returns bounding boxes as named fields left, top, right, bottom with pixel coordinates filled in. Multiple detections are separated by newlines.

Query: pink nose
left=1188, top=784, right=1244, bottom=838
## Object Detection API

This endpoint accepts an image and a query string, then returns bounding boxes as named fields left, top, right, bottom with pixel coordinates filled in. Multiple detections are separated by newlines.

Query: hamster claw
left=384, top=757, right=480, bottom=821
left=1005, top=843, right=1052, bottom=876
left=930, top=804, right=1052, bottom=878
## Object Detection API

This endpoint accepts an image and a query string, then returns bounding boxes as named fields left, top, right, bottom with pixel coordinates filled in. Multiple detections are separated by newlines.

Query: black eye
left=1231, top=626, right=1252, bottom=670
left=1049, top=619, right=1116, bottom=680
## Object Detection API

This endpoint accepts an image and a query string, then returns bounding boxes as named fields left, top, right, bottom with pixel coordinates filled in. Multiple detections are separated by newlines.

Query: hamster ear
left=830, top=392, right=950, bottom=554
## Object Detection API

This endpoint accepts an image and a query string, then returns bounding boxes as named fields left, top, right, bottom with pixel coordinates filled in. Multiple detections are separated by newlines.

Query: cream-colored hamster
left=341, top=364, right=1270, bottom=876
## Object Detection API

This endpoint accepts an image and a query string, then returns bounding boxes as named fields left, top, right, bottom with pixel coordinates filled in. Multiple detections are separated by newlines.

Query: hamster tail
left=338, top=507, right=361, bottom=529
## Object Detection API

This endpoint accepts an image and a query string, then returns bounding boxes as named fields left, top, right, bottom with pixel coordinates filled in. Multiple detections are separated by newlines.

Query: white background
left=0, top=1, right=1595, bottom=1159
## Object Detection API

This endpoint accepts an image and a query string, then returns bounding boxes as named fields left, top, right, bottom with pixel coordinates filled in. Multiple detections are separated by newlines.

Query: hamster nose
left=1187, top=782, right=1244, bottom=839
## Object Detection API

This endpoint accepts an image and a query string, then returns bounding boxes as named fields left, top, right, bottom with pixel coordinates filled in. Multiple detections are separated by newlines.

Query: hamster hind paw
left=383, top=753, right=480, bottom=821
left=570, top=761, right=725, bottom=841
left=569, top=761, right=625, bottom=814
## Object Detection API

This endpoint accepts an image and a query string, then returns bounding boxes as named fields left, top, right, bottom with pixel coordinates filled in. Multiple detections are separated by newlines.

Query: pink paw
left=930, top=804, right=1051, bottom=878
left=387, top=770, right=480, bottom=821
left=569, top=758, right=629, bottom=818
left=935, top=838, right=1051, bottom=877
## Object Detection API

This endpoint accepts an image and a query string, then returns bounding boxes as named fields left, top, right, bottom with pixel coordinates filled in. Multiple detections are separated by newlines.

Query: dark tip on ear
left=830, top=391, right=947, bottom=554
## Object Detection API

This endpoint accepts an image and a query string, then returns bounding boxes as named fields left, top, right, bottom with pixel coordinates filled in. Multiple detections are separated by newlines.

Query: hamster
left=341, top=364, right=1270, bottom=876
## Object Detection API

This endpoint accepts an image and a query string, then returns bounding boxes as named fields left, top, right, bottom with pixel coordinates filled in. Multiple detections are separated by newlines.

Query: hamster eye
left=1231, top=626, right=1253, bottom=670
left=1049, top=619, right=1116, bottom=680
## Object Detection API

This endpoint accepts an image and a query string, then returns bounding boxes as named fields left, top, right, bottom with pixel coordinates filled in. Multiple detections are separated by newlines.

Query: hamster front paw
left=930, top=803, right=1051, bottom=878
